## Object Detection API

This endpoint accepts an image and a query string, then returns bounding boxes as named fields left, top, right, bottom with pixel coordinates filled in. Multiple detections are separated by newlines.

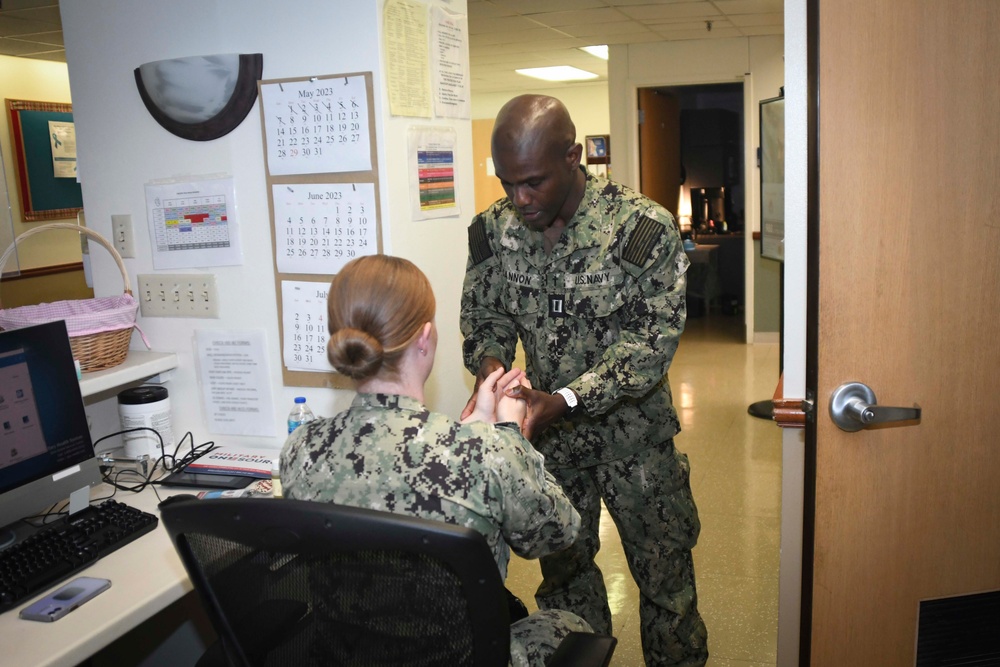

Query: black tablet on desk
left=158, top=470, right=255, bottom=490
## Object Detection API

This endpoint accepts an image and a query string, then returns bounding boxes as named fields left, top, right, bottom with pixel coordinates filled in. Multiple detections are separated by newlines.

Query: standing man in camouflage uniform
left=460, top=95, right=708, bottom=666
left=282, top=254, right=593, bottom=667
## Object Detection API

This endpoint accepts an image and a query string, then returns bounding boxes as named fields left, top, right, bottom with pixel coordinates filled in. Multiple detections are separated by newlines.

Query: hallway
left=505, top=313, right=782, bottom=666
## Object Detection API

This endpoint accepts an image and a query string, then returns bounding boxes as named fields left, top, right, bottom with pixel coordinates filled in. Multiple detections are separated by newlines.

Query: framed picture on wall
left=585, top=134, right=610, bottom=165
left=6, top=99, right=83, bottom=222
left=758, top=94, right=784, bottom=262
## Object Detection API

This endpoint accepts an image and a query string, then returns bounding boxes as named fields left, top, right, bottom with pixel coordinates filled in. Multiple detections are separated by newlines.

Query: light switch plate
left=111, top=214, right=136, bottom=258
left=137, top=273, right=219, bottom=318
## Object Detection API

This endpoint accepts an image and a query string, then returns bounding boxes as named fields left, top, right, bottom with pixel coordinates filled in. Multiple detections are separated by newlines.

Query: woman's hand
left=460, top=366, right=525, bottom=424
left=497, top=374, right=531, bottom=427
left=460, top=356, right=504, bottom=420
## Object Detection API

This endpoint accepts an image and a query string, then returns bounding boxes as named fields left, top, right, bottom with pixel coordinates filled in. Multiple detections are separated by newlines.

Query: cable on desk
left=92, top=428, right=217, bottom=503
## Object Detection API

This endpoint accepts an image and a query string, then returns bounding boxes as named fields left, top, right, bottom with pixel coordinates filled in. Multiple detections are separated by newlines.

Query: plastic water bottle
left=287, top=396, right=315, bottom=434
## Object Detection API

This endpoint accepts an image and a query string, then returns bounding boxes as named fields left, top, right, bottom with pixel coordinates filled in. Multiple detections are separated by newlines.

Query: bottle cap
left=294, top=396, right=306, bottom=404
left=118, top=386, right=169, bottom=404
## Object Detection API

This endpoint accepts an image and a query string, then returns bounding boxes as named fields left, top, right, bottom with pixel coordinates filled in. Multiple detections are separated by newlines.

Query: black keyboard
left=0, top=499, right=158, bottom=614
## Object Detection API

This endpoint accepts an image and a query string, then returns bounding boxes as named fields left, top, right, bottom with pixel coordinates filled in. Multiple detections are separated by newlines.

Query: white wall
left=60, top=0, right=474, bottom=454
left=0, top=55, right=80, bottom=269
left=472, top=82, right=610, bottom=146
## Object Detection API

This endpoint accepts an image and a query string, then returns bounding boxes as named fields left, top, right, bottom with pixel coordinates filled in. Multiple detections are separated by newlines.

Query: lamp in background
left=134, top=53, right=263, bottom=141
left=677, top=184, right=692, bottom=233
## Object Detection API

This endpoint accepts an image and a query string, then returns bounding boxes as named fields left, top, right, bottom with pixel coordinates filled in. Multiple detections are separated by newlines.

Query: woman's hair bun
left=327, top=327, right=384, bottom=380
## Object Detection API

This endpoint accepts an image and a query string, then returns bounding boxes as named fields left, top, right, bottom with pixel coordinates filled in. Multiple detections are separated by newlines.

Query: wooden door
left=637, top=88, right=680, bottom=215
left=807, top=0, right=1000, bottom=664
left=472, top=118, right=506, bottom=213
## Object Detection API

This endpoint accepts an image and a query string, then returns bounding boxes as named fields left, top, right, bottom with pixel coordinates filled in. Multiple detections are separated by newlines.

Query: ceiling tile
left=0, top=36, right=46, bottom=56
left=713, top=0, right=784, bottom=14
left=728, top=12, right=782, bottom=27
left=0, top=14, right=59, bottom=36
left=558, top=21, right=655, bottom=38
left=527, top=8, right=631, bottom=28
left=468, top=15, right=541, bottom=34
left=618, top=2, right=721, bottom=21
left=7, top=29, right=63, bottom=46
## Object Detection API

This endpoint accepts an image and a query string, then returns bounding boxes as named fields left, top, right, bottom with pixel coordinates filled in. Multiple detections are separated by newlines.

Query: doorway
left=638, top=82, right=745, bottom=338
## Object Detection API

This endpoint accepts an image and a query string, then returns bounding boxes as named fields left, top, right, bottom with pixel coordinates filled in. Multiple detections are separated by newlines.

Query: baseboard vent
left=916, top=589, right=1000, bottom=666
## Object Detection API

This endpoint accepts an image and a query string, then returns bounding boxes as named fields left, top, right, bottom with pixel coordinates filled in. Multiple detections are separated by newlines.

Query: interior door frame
left=630, top=74, right=756, bottom=344
left=800, top=0, right=821, bottom=660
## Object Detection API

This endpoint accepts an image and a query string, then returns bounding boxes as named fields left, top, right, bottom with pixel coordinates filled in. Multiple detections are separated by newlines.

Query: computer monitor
left=0, top=320, right=102, bottom=549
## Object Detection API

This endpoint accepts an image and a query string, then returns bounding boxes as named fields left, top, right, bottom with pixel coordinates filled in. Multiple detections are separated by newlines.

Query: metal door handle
left=829, top=382, right=921, bottom=432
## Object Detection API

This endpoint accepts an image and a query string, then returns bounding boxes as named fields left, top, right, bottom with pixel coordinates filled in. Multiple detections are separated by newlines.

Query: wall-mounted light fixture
left=134, top=53, right=263, bottom=141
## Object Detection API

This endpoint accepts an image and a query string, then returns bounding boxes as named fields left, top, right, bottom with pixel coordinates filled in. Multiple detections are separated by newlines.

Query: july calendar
left=281, top=281, right=335, bottom=373
left=261, top=75, right=372, bottom=176
left=273, top=183, right=377, bottom=274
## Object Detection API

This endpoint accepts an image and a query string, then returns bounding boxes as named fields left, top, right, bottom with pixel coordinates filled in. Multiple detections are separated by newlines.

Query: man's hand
left=496, top=375, right=531, bottom=426
left=461, top=356, right=505, bottom=420
left=503, top=385, right=573, bottom=441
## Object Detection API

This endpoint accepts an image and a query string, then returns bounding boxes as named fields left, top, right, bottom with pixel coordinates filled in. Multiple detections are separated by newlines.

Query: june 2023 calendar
left=272, top=182, right=377, bottom=275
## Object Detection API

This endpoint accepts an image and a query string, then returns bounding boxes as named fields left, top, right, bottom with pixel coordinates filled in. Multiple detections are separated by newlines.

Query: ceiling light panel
left=515, top=66, right=599, bottom=82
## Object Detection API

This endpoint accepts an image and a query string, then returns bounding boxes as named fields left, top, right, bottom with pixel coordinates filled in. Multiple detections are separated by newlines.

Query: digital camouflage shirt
left=280, top=392, right=581, bottom=579
left=461, top=170, right=689, bottom=468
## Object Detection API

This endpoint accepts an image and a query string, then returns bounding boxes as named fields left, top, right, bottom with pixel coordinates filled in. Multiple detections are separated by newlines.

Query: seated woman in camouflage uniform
left=280, top=254, right=592, bottom=667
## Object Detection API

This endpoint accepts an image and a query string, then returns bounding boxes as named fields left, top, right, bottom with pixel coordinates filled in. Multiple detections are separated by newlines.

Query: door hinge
left=638, top=109, right=645, bottom=125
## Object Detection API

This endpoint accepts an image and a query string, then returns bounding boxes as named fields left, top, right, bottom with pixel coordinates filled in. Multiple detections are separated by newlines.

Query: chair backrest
left=160, top=496, right=511, bottom=667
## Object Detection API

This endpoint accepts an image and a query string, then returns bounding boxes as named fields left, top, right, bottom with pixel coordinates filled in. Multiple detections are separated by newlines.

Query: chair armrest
left=546, top=632, right=617, bottom=667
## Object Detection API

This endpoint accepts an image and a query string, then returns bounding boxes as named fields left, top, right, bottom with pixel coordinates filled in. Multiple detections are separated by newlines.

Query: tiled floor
left=506, top=313, right=782, bottom=666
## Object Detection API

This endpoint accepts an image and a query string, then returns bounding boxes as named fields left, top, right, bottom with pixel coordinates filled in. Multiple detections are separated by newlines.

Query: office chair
left=160, top=496, right=616, bottom=667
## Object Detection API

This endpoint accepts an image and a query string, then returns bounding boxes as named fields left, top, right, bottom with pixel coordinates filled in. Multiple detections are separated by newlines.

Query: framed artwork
left=585, top=134, right=610, bottom=165
left=5, top=99, right=83, bottom=221
left=758, top=94, right=784, bottom=261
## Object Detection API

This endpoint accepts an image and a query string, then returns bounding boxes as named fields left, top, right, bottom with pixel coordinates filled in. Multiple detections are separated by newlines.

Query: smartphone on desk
left=19, top=577, right=111, bottom=622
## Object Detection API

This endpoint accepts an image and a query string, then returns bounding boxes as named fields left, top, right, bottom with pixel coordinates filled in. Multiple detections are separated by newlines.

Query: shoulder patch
left=622, top=215, right=664, bottom=266
left=468, top=216, right=493, bottom=265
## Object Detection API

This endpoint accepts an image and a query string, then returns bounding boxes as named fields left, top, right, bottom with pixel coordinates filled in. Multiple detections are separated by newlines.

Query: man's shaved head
left=492, top=95, right=577, bottom=161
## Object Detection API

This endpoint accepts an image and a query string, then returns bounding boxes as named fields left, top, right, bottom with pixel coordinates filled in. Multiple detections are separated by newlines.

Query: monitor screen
left=0, top=320, right=102, bottom=545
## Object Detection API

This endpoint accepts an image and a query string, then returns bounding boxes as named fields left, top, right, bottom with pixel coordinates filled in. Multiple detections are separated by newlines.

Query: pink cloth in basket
left=0, top=294, right=138, bottom=337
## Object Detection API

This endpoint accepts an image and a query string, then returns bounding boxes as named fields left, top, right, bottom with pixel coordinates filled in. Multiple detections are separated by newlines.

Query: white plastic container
left=118, top=386, right=173, bottom=460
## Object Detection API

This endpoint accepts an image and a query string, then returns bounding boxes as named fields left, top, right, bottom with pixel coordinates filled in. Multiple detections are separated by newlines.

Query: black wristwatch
left=553, top=387, right=579, bottom=415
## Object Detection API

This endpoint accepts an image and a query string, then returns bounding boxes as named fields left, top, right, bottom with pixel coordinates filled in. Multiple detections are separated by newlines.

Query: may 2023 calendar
left=260, top=74, right=372, bottom=176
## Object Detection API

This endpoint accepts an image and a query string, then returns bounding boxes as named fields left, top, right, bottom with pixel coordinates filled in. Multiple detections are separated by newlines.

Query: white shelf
left=79, top=350, right=178, bottom=397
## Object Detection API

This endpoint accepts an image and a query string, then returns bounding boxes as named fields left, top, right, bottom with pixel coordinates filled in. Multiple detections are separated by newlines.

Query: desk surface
left=1, top=485, right=192, bottom=667
left=686, top=243, right=719, bottom=264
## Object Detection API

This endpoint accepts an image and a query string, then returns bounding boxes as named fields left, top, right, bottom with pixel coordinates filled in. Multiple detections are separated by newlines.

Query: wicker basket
left=0, top=223, right=139, bottom=372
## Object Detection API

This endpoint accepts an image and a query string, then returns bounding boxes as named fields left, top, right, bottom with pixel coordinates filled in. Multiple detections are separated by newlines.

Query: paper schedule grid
left=153, top=194, right=231, bottom=251
left=145, top=177, right=243, bottom=269
left=273, top=183, right=377, bottom=275
left=282, top=281, right=335, bottom=373
left=261, top=75, right=372, bottom=176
